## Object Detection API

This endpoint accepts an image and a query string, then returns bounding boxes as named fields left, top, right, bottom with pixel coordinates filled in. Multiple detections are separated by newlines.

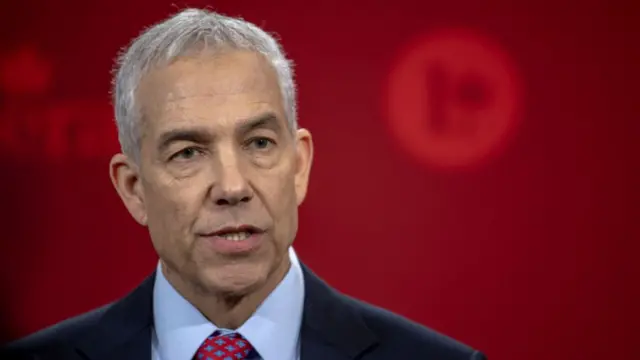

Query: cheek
left=264, top=168, right=299, bottom=240
left=143, top=173, right=205, bottom=245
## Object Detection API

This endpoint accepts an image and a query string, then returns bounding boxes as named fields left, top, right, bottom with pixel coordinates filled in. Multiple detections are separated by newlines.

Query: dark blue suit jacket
left=2, top=265, right=486, bottom=360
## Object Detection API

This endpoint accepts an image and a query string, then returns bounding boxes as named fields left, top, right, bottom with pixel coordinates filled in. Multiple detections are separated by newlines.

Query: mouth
left=217, top=232, right=253, bottom=241
left=199, top=225, right=265, bottom=254
left=202, top=225, right=264, bottom=242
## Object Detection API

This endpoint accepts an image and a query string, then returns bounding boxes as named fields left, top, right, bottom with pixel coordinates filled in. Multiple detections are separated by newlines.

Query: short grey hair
left=112, top=8, right=297, bottom=160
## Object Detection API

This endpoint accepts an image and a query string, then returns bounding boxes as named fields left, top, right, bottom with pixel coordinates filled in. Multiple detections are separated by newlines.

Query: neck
left=161, top=256, right=291, bottom=329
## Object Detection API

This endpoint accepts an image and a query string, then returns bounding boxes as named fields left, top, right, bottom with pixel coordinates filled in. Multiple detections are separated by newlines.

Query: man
left=3, top=8, right=486, bottom=360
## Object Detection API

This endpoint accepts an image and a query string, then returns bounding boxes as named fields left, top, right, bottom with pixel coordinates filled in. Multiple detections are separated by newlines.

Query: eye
left=247, top=137, right=275, bottom=151
left=170, top=147, right=203, bottom=161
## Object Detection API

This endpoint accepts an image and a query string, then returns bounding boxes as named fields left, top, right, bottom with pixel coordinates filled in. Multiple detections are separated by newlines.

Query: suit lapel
left=73, top=273, right=155, bottom=360
left=65, top=264, right=378, bottom=360
left=300, top=334, right=353, bottom=360
left=299, top=265, right=378, bottom=360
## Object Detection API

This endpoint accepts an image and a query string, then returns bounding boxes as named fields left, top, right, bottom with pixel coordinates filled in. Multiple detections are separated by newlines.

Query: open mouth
left=217, top=231, right=252, bottom=241
left=207, top=226, right=261, bottom=242
left=200, top=225, right=264, bottom=253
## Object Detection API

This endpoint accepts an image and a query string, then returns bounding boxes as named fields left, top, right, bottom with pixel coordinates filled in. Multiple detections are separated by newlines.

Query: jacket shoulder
left=344, top=296, right=485, bottom=359
left=2, top=303, right=111, bottom=357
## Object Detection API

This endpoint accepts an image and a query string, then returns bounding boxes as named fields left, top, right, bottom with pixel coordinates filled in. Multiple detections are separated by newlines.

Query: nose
left=211, top=153, right=253, bottom=207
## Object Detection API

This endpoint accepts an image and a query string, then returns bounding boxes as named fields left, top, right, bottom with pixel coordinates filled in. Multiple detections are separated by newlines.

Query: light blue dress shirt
left=151, top=247, right=305, bottom=360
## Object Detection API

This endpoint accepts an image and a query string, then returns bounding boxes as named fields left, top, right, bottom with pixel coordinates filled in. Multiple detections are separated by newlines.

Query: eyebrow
left=237, top=112, right=282, bottom=135
left=156, top=112, right=283, bottom=153
left=157, top=127, right=213, bottom=153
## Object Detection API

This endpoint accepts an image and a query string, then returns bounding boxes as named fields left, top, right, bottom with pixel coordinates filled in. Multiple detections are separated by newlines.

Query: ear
left=109, top=153, right=148, bottom=226
left=293, top=128, right=313, bottom=205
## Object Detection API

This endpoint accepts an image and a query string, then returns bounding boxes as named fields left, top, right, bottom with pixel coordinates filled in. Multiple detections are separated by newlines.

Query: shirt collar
left=153, top=247, right=305, bottom=360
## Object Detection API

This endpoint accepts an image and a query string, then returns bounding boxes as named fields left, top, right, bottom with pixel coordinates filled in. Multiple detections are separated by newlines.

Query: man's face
left=117, top=50, right=312, bottom=296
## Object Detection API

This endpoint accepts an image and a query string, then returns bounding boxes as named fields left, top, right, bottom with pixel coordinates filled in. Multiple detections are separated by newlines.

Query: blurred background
left=0, top=0, right=638, bottom=359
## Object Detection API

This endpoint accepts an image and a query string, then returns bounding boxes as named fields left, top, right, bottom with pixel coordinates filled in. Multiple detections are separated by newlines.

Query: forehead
left=137, top=49, right=285, bottom=134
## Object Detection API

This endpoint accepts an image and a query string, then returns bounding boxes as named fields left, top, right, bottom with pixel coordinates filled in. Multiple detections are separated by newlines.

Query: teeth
left=218, top=231, right=251, bottom=241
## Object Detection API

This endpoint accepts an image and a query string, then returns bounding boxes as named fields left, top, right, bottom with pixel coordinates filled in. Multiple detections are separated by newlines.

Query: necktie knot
left=194, top=331, right=254, bottom=360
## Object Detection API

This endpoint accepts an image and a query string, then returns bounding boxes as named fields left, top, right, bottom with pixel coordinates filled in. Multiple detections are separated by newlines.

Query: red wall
left=1, top=1, right=638, bottom=359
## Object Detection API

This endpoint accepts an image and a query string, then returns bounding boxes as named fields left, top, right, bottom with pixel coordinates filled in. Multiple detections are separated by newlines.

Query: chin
left=199, top=260, right=270, bottom=296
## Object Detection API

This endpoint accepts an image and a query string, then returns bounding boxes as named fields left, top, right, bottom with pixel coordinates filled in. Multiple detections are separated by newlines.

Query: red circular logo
left=385, top=29, right=522, bottom=170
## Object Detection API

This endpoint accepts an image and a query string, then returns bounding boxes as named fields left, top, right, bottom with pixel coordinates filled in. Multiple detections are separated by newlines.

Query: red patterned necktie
left=193, top=331, right=255, bottom=360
